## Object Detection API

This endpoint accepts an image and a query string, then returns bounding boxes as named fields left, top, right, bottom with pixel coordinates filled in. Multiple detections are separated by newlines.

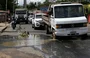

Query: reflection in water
left=0, top=34, right=90, bottom=58
left=0, top=34, right=52, bottom=47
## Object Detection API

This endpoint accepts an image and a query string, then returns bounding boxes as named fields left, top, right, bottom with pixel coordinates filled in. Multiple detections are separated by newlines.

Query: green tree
left=0, top=0, right=17, bottom=13
left=44, top=0, right=51, bottom=6
left=27, top=2, right=36, bottom=10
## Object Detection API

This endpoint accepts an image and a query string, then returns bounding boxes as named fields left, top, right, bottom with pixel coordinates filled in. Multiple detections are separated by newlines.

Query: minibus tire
left=46, top=25, right=50, bottom=34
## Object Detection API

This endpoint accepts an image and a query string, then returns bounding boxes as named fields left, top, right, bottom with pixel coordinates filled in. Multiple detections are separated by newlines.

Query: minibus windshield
left=55, top=5, right=84, bottom=18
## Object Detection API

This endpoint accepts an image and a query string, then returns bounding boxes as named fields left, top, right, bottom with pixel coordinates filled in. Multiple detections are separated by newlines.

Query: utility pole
left=6, top=0, right=7, bottom=11
left=13, top=0, right=14, bottom=13
left=24, top=0, right=27, bottom=8
left=5, top=0, right=7, bottom=26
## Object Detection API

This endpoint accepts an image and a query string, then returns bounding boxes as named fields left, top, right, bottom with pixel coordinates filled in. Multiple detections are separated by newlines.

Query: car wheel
left=32, top=24, right=34, bottom=28
left=25, top=21, right=28, bottom=24
left=34, top=27, right=37, bottom=30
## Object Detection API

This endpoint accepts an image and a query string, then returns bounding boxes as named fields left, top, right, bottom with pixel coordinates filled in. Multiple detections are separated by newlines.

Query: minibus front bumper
left=54, top=27, right=88, bottom=36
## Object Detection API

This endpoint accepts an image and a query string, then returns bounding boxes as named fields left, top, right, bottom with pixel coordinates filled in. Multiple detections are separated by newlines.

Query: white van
left=42, top=2, right=88, bottom=39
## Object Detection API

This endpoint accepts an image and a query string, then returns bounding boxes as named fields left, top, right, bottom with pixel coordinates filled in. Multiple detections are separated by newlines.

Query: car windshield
left=36, top=15, right=42, bottom=18
left=16, top=10, right=26, bottom=14
left=54, top=5, right=84, bottom=18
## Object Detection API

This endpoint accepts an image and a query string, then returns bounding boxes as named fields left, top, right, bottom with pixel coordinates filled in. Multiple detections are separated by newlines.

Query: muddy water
left=0, top=34, right=90, bottom=58
left=0, top=34, right=52, bottom=47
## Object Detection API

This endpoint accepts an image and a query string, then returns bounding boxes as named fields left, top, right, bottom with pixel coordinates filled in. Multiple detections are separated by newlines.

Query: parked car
left=32, top=12, right=46, bottom=29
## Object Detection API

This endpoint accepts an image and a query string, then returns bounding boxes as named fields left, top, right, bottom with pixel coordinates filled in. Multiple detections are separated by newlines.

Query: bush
left=83, top=4, right=90, bottom=15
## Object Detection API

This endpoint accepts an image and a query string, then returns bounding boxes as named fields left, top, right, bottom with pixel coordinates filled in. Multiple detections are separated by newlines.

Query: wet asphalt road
left=0, top=24, right=90, bottom=58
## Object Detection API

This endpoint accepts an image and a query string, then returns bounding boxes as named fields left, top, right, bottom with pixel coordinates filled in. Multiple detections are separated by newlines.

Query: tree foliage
left=0, top=0, right=17, bottom=13
left=27, top=2, right=37, bottom=10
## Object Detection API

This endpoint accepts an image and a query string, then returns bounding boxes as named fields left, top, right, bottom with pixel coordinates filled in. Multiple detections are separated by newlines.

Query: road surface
left=0, top=24, right=90, bottom=58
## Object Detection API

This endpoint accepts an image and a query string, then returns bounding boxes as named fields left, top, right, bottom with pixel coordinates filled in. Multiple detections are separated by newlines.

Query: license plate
left=67, top=28, right=78, bottom=30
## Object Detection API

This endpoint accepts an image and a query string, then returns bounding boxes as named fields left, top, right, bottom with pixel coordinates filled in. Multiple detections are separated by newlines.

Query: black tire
left=32, top=24, right=34, bottom=28
left=34, top=27, right=37, bottom=30
left=33, top=24, right=37, bottom=30
left=42, top=24, right=45, bottom=30
left=46, top=25, right=51, bottom=34
left=25, top=21, right=28, bottom=24
left=46, top=26, right=49, bottom=34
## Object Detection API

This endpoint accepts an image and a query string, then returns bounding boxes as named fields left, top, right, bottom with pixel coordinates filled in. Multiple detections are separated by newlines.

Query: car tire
left=32, top=24, right=34, bottom=28
left=25, top=21, right=28, bottom=24
left=34, top=27, right=37, bottom=30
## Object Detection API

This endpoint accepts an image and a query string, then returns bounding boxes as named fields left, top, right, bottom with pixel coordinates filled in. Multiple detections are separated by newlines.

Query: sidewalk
left=0, top=22, right=9, bottom=33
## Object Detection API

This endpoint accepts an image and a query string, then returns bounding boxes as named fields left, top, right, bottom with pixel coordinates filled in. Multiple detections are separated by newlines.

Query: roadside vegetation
left=0, top=0, right=90, bottom=15
left=26, top=0, right=90, bottom=15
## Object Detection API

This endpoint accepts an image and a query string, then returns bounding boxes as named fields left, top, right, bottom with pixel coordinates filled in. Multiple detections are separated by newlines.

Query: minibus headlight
left=56, top=25, right=59, bottom=28
left=56, top=24, right=62, bottom=28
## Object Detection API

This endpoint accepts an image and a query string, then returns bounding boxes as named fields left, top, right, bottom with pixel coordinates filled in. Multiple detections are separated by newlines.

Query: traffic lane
left=16, top=24, right=90, bottom=35
left=33, top=38, right=90, bottom=58
left=0, top=34, right=90, bottom=58
left=1, top=24, right=90, bottom=58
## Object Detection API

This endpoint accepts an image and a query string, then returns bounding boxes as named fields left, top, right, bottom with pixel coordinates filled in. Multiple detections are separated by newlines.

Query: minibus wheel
left=46, top=25, right=50, bottom=34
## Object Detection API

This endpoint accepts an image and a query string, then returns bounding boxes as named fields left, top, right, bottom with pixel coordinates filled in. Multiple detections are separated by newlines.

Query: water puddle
left=0, top=34, right=53, bottom=47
